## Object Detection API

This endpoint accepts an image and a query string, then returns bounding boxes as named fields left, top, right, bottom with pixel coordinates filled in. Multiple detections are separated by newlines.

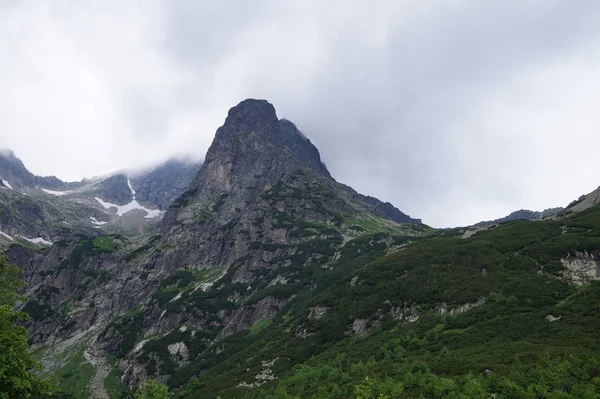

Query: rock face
left=131, top=159, right=201, bottom=210
left=14, top=98, right=426, bottom=389
left=561, top=251, right=600, bottom=285
left=95, top=174, right=134, bottom=206
left=359, top=195, right=421, bottom=224
left=0, top=149, right=39, bottom=191
left=565, top=187, right=600, bottom=213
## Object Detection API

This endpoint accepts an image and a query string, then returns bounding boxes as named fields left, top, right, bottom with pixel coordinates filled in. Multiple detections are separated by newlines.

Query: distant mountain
left=475, top=207, right=563, bottom=227
left=0, top=150, right=201, bottom=245
left=561, top=186, right=600, bottom=214
left=131, top=159, right=202, bottom=210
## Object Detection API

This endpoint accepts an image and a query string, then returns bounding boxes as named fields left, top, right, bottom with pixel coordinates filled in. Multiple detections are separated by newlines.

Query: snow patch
left=18, top=235, right=52, bottom=246
left=1, top=179, right=12, bottom=189
left=127, top=179, right=136, bottom=196
left=95, top=197, right=162, bottom=219
left=41, top=188, right=72, bottom=196
left=0, top=231, right=13, bottom=241
left=169, top=291, right=184, bottom=303
left=90, top=216, right=107, bottom=226
left=133, top=339, right=148, bottom=353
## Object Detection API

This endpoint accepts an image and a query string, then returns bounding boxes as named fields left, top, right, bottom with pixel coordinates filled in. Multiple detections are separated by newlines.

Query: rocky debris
left=350, top=319, right=369, bottom=336
left=436, top=303, right=448, bottom=315
left=436, top=297, right=486, bottom=316
left=133, top=339, right=148, bottom=354
left=84, top=350, right=111, bottom=399
left=237, top=359, right=277, bottom=388
left=167, top=342, right=189, bottom=364
left=308, top=306, right=328, bottom=320
left=561, top=251, right=600, bottom=285
left=119, top=358, right=150, bottom=390
left=34, top=325, right=100, bottom=373
left=461, top=226, right=487, bottom=239
left=295, top=327, right=313, bottom=339
left=391, top=303, right=420, bottom=323
left=268, top=275, right=288, bottom=286
left=448, top=297, right=486, bottom=316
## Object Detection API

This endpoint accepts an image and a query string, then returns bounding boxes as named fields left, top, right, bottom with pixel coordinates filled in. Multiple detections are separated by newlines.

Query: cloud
left=1, top=0, right=600, bottom=227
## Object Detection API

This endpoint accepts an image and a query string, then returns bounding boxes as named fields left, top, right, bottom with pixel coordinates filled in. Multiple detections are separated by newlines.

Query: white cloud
left=1, top=0, right=600, bottom=227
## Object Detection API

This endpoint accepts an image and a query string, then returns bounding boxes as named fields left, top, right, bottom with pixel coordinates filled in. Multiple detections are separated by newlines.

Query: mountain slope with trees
left=2, top=99, right=600, bottom=399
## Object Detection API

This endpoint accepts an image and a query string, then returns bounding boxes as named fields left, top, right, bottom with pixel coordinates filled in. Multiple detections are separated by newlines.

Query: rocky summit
left=5, top=99, right=600, bottom=399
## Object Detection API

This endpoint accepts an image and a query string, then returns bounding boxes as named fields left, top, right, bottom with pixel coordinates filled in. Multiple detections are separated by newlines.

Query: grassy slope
left=176, top=205, right=600, bottom=398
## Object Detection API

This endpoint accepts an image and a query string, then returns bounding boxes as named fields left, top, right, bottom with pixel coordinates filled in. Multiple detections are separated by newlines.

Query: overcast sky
left=2, top=1, right=600, bottom=227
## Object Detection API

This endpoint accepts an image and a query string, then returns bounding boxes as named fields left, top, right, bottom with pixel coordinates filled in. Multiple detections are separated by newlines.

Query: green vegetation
left=54, top=347, right=95, bottom=398
left=92, top=235, right=122, bottom=251
left=99, top=306, right=145, bottom=357
left=250, top=318, right=272, bottom=335
left=0, top=255, right=53, bottom=398
left=347, top=217, right=397, bottom=234
left=59, top=234, right=125, bottom=270
left=14, top=171, right=600, bottom=398
left=171, top=205, right=600, bottom=398
left=135, top=380, right=170, bottom=399
left=105, top=356, right=127, bottom=399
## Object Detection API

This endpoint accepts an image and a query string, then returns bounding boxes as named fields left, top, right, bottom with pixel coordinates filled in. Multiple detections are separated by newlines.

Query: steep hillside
left=177, top=203, right=600, bottom=398
left=11, top=99, right=426, bottom=398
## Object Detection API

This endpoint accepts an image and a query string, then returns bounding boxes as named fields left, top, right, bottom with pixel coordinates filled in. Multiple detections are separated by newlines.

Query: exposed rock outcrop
left=561, top=251, right=600, bottom=285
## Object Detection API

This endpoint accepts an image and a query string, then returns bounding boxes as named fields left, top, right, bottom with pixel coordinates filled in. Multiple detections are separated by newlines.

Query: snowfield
left=127, top=179, right=136, bottom=196
left=41, top=188, right=72, bottom=196
left=90, top=216, right=108, bottom=227
left=0, top=231, right=13, bottom=241
left=95, top=197, right=162, bottom=219
left=93, top=179, right=163, bottom=219
left=18, top=235, right=52, bottom=246
left=1, top=179, right=12, bottom=189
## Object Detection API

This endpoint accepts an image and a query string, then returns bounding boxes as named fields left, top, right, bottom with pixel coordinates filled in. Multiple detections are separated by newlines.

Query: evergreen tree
left=135, top=380, right=170, bottom=399
left=0, top=255, right=52, bottom=398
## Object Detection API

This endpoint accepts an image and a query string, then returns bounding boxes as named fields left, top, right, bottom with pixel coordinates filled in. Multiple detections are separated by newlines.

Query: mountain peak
left=0, top=148, right=17, bottom=159
left=165, top=98, right=422, bottom=235
left=225, top=98, right=276, bottom=120
left=216, top=99, right=279, bottom=141
left=191, top=99, right=329, bottom=194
